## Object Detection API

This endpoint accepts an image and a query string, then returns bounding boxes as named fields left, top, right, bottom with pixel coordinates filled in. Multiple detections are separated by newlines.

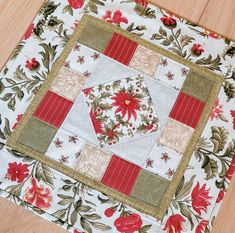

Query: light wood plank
left=0, top=0, right=44, bottom=69
left=211, top=175, right=235, bottom=233
left=150, top=0, right=209, bottom=23
left=199, top=0, right=235, bottom=41
left=0, top=198, right=67, bottom=233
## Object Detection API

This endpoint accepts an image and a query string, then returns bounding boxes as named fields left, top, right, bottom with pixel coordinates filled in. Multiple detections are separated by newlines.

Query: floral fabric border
left=0, top=0, right=235, bottom=233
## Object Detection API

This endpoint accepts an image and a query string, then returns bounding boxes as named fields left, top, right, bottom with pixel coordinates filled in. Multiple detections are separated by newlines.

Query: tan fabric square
left=129, top=45, right=162, bottom=77
left=75, top=144, right=111, bottom=181
left=50, top=67, right=86, bottom=101
left=158, top=118, right=194, bottom=154
left=131, top=170, right=169, bottom=207
left=77, top=22, right=113, bottom=52
left=181, top=70, right=215, bottom=101
left=18, top=117, right=57, bottom=154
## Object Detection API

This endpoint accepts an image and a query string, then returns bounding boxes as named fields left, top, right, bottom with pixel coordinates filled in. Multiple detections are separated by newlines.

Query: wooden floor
left=0, top=0, right=235, bottom=232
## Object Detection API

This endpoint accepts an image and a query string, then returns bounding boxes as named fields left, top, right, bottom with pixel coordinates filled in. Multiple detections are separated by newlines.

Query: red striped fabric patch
left=169, top=92, right=205, bottom=128
left=33, top=90, right=73, bottom=128
left=104, top=33, right=138, bottom=65
left=101, top=155, right=141, bottom=196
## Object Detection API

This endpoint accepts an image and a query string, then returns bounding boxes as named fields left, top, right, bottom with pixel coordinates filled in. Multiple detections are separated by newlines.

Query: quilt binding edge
left=6, top=14, right=224, bottom=220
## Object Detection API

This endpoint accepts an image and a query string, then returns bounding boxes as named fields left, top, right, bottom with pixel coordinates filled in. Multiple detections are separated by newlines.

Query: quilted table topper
left=1, top=0, right=235, bottom=233
left=7, top=14, right=223, bottom=219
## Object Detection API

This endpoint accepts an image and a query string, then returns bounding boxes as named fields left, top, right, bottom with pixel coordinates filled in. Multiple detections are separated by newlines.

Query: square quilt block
left=101, top=155, right=141, bottom=195
left=158, top=118, right=194, bottom=154
left=129, top=44, right=162, bottom=77
left=75, top=144, right=111, bottom=181
left=50, top=66, right=87, bottom=101
left=46, top=129, right=85, bottom=167
left=83, top=75, right=159, bottom=147
left=145, top=144, right=181, bottom=180
left=155, top=57, right=189, bottom=90
left=7, top=15, right=223, bottom=219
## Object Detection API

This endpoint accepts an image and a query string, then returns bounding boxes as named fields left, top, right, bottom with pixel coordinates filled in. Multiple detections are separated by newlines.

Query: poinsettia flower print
left=195, top=220, right=209, bottom=233
left=103, top=10, right=128, bottom=25
left=23, top=178, right=53, bottom=210
left=6, top=162, right=29, bottom=183
left=191, top=182, right=212, bottom=215
left=114, top=213, right=143, bottom=233
left=163, top=214, right=185, bottom=233
left=111, top=91, right=141, bottom=121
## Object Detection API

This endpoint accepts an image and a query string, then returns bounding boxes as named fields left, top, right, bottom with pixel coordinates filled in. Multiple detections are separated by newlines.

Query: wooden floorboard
left=0, top=198, right=67, bottom=233
left=150, top=0, right=209, bottom=23
left=199, top=0, right=235, bottom=41
left=0, top=1, right=235, bottom=232
left=0, top=0, right=44, bottom=69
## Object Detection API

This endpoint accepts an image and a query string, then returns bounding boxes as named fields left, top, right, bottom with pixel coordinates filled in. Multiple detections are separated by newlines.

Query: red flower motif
left=24, top=23, right=34, bottom=40
left=195, top=220, right=208, bottom=233
left=163, top=214, right=185, bottom=233
left=23, top=178, right=53, bottom=210
left=160, top=15, right=177, bottom=29
left=104, top=207, right=115, bottom=217
left=25, top=58, right=40, bottom=71
left=90, top=110, right=103, bottom=134
left=191, top=182, right=212, bottom=215
left=206, top=30, right=220, bottom=40
left=6, top=162, right=29, bottom=183
left=111, top=91, right=141, bottom=121
left=103, top=10, right=128, bottom=25
left=68, top=0, right=84, bottom=9
left=216, top=189, right=225, bottom=203
left=226, top=155, right=235, bottom=180
left=12, top=113, right=23, bottom=129
left=230, top=110, right=235, bottom=129
left=74, top=230, right=84, bottom=233
left=210, top=98, right=223, bottom=120
left=191, top=43, right=205, bottom=56
left=114, top=213, right=143, bottom=233
left=83, top=87, right=94, bottom=97
left=135, top=0, right=148, bottom=7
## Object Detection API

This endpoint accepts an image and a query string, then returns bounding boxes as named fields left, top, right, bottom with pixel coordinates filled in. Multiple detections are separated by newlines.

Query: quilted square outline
left=83, top=75, right=159, bottom=147
left=7, top=14, right=223, bottom=220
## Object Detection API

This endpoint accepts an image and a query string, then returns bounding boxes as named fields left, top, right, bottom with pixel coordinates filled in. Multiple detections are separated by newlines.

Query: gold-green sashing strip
left=7, top=14, right=224, bottom=219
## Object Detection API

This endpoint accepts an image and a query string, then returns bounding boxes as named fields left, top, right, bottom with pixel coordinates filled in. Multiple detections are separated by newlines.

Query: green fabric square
left=181, top=70, right=215, bottom=101
left=78, top=22, right=113, bottom=52
left=131, top=170, right=169, bottom=207
left=18, top=117, right=57, bottom=154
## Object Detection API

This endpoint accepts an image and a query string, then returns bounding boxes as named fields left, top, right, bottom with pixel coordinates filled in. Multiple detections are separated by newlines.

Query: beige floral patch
left=129, top=45, right=162, bottom=77
left=50, top=66, right=87, bottom=101
left=158, top=118, right=194, bottom=154
left=75, top=144, right=111, bottom=181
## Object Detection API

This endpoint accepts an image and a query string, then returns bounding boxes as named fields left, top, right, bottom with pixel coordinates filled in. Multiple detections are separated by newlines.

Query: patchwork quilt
left=1, top=0, right=235, bottom=233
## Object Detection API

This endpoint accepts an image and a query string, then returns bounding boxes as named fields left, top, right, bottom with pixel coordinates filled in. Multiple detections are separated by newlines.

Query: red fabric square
left=33, top=90, right=73, bottom=128
left=104, top=33, right=138, bottom=65
left=101, top=155, right=141, bottom=196
left=169, top=92, right=205, bottom=128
